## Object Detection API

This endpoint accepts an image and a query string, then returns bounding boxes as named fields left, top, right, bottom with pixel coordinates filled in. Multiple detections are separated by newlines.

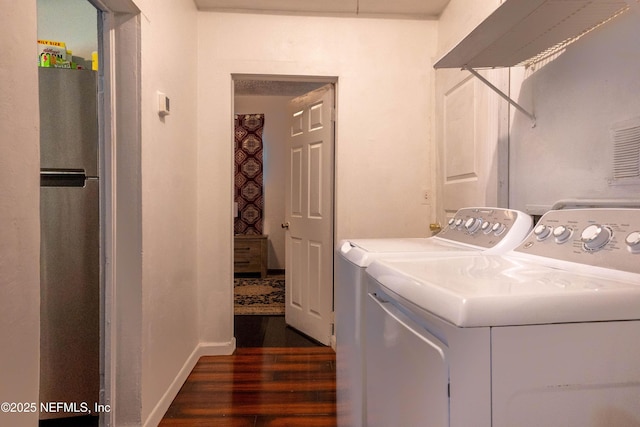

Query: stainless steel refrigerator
left=39, top=67, right=100, bottom=419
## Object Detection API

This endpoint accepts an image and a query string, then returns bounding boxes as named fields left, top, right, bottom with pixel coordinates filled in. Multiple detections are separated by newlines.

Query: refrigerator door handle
left=40, top=169, right=87, bottom=187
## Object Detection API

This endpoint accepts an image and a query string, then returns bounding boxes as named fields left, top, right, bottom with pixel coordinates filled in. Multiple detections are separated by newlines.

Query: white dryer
left=335, top=207, right=533, bottom=427
left=365, top=208, right=640, bottom=427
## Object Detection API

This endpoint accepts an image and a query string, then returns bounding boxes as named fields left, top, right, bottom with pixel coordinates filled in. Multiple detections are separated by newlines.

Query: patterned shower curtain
left=234, top=114, right=265, bottom=235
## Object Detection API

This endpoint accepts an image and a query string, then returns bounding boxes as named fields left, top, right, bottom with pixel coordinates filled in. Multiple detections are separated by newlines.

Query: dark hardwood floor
left=39, top=415, right=98, bottom=427
left=37, top=316, right=334, bottom=426
left=160, top=315, right=336, bottom=426
left=234, top=315, right=323, bottom=348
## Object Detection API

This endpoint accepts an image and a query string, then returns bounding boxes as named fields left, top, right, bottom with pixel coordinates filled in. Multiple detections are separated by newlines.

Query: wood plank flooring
left=234, top=315, right=323, bottom=348
left=160, top=347, right=337, bottom=426
left=38, top=315, right=335, bottom=426
left=161, top=316, right=336, bottom=426
left=39, top=415, right=98, bottom=427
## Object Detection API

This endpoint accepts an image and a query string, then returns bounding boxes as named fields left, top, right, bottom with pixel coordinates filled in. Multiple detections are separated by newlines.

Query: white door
left=434, top=67, right=510, bottom=221
left=284, top=84, right=334, bottom=345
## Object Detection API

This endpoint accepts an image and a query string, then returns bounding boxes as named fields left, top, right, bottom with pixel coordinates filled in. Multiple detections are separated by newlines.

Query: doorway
left=232, top=76, right=336, bottom=347
left=37, top=2, right=100, bottom=426
left=37, top=1, right=142, bottom=426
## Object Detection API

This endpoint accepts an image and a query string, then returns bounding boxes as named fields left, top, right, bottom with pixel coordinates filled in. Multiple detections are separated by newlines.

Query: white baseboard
left=143, top=338, right=237, bottom=427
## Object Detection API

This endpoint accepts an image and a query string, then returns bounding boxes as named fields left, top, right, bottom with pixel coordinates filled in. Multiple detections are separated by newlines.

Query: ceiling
left=194, top=0, right=451, bottom=19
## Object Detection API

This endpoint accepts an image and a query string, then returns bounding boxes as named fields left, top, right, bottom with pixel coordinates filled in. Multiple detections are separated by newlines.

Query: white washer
left=365, top=208, right=640, bottom=427
left=335, top=207, right=533, bottom=427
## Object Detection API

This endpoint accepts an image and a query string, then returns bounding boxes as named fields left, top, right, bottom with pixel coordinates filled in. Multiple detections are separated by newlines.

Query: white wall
left=5, top=1, right=239, bottom=424
left=133, top=0, right=204, bottom=424
left=0, top=3, right=41, bottom=426
left=437, top=1, right=640, bottom=213
left=197, top=12, right=437, bottom=343
left=437, top=0, right=500, bottom=57
left=509, top=10, right=640, bottom=213
left=235, top=95, right=291, bottom=270
left=11, top=0, right=205, bottom=425
left=18, top=0, right=211, bottom=425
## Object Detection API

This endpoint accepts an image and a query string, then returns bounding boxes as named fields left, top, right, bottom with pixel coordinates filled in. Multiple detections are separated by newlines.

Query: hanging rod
left=463, top=66, right=536, bottom=128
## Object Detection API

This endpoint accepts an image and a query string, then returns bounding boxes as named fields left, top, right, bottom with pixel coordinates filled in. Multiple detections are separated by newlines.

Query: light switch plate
left=158, top=92, right=170, bottom=116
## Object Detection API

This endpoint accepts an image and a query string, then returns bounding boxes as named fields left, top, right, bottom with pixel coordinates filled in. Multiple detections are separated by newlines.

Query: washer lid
left=367, top=255, right=640, bottom=327
left=338, top=238, right=477, bottom=268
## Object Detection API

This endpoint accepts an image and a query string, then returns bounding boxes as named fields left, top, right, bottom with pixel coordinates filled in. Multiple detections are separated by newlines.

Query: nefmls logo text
left=41, top=401, right=90, bottom=413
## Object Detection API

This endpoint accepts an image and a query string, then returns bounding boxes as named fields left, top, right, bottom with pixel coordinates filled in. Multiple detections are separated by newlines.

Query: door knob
left=429, top=223, right=442, bottom=234
left=281, top=222, right=290, bottom=229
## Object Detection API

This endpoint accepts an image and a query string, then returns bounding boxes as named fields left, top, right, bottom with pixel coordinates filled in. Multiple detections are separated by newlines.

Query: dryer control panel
left=515, top=208, right=640, bottom=274
left=435, top=207, right=533, bottom=252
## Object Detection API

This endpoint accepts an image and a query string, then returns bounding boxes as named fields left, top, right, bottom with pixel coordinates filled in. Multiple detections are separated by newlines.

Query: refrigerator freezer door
left=40, top=179, right=99, bottom=415
left=39, top=68, right=98, bottom=177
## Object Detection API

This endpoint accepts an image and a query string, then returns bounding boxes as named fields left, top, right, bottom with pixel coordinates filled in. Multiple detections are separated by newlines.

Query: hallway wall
left=197, top=13, right=438, bottom=345
left=134, top=0, right=203, bottom=424
left=0, top=3, right=41, bottom=427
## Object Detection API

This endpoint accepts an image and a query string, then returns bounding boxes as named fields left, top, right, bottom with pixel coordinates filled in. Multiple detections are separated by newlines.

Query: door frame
left=230, top=74, right=338, bottom=343
left=89, top=0, right=142, bottom=425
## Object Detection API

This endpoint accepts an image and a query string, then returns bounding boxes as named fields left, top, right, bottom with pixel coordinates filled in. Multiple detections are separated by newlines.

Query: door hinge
left=330, top=311, right=335, bottom=334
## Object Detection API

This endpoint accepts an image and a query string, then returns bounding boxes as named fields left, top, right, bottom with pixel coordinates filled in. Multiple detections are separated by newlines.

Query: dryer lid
left=367, top=255, right=640, bottom=327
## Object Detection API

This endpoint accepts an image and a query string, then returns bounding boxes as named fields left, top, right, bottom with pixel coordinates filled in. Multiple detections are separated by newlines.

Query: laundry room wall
left=234, top=95, right=290, bottom=271
left=197, top=12, right=438, bottom=346
left=133, top=0, right=204, bottom=425
left=437, top=0, right=502, bottom=57
left=435, top=0, right=640, bottom=215
left=0, top=3, right=41, bottom=427
left=509, top=9, right=640, bottom=213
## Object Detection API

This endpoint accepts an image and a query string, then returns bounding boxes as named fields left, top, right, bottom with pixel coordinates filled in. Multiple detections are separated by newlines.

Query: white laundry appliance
left=364, top=208, right=640, bottom=427
left=335, top=207, right=533, bottom=427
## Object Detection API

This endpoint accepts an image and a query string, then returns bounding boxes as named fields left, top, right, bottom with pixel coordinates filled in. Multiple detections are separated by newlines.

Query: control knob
left=534, top=224, right=551, bottom=241
left=481, top=221, right=492, bottom=234
left=625, top=231, right=640, bottom=254
left=464, top=217, right=482, bottom=234
left=492, top=222, right=506, bottom=236
left=553, top=225, right=573, bottom=244
left=581, top=224, right=613, bottom=251
left=454, top=218, right=464, bottom=229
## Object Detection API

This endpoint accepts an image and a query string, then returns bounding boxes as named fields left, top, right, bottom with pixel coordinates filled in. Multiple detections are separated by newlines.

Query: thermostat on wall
left=158, top=92, right=170, bottom=116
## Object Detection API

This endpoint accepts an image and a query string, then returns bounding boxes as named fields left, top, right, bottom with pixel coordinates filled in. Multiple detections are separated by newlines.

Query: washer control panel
left=436, top=207, right=533, bottom=251
left=516, top=208, right=640, bottom=274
